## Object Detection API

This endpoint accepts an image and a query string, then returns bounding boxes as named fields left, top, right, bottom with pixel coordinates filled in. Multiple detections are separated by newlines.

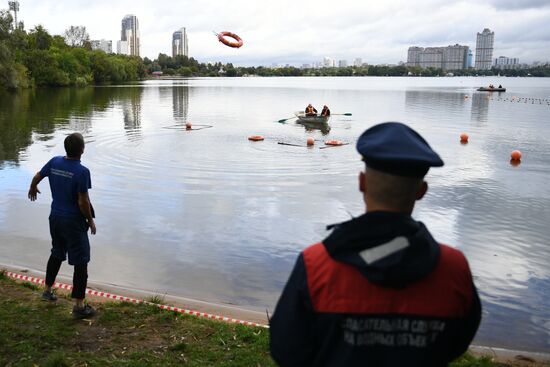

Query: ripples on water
left=1, top=77, right=549, bottom=352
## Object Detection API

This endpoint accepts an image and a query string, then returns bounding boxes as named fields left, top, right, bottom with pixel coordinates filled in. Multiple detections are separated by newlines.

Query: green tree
left=25, top=49, right=69, bottom=86
left=28, top=25, right=52, bottom=50
left=177, top=66, right=192, bottom=76
left=0, top=11, right=29, bottom=89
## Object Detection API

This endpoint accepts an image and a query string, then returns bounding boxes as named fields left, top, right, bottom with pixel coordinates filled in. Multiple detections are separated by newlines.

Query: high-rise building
left=407, top=45, right=469, bottom=70
left=323, top=57, right=335, bottom=68
left=338, top=60, right=348, bottom=68
left=467, top=49, right=473, bottom=68
left=407, top=47, right=424, bottom=67
left=172, top=28, right=188, bottom=58
left=475, top=28, right=494, bottom=70
left=119, top=14, right=140, bottom=56
left=91, top=39, right=112, bottom=53
left=354, top=58, right=363, bottom=67
left=117, top=41, right=129, bottom=55
left=494, top=56, right=520, bottom=70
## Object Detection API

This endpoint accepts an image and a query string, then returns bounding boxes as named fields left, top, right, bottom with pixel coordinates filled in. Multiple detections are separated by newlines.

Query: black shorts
left=49, top=215, right=90, bottom=265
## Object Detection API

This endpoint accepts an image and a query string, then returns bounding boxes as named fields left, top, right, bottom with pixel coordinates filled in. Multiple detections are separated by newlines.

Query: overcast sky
left=11, top=0, right=550, bottom=66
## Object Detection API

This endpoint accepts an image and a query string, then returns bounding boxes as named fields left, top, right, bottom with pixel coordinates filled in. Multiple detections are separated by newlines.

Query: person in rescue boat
left=321, top=105, right=331, bottom=117
left=270, top=122, right=482, bottom=367
left=305, top=103, right=318, bottom=116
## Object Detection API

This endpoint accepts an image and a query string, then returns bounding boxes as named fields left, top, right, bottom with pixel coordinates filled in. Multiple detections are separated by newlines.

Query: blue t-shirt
left=40, top=156, right=91, bottom=218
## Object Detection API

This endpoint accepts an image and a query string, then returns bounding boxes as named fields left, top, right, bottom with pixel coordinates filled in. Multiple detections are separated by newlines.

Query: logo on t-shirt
left=51, top=168, right=74, bottom=179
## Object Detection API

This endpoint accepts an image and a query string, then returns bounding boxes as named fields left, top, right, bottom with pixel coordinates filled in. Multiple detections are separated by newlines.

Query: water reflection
left=0, top=88, right=94, bottom=167
left=122, top=88, right=143, bottom=140
left=405, top=89, right=469, bottom=114
left=470, top=93, right=490, bottom=124
left=296, top=120, right=331, bottom=135
left=172, top=86, right=190, bottom=124
left=0, top=88, right=156, bottom=167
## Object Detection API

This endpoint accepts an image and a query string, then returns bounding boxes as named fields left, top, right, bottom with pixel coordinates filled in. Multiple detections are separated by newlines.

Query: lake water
left=1, top=77, right=549, bottom=352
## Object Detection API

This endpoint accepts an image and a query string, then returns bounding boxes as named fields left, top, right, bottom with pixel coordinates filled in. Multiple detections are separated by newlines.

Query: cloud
left=487, top=0, right=550, bottom=10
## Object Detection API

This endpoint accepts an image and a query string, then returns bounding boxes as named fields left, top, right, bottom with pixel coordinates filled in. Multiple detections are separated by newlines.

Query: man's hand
left=28, top=172, right=43, bottom=201
left=88, top=219, right=96, bottom=235
left=28, top=186, right=41, bottom=201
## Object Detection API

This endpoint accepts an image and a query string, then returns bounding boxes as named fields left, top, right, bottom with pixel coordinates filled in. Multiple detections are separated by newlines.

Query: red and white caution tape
left=5, top=271, right=268, bottom=328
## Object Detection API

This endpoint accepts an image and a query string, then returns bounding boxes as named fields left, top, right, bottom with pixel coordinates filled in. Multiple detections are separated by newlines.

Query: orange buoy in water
left=460, top=133, right=469, bottom=143
left=248, top=135, right=264, bottom=141
left=325, top=140, right=343, bottom=146
left=186, top=122, right=192, bottom=130
left=510, top=150, right=522, bottom=161
left=307, top=137, right=315, bottom=146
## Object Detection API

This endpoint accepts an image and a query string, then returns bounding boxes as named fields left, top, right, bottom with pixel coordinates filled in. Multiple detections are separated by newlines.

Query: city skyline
left=8, top=0, right=550, bottom=66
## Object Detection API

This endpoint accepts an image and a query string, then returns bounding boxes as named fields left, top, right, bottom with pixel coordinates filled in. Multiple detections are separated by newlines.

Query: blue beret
left=356, top=122, right=444, bottom=177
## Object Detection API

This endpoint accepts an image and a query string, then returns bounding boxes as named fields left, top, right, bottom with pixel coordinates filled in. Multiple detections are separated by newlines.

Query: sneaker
left=72, top=304, right=96, bottom=319
left=42, top=290, right=58, bottom=301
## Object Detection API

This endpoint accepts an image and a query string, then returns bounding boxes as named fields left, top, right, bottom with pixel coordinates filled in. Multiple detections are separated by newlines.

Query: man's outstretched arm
left=28, top=172, right=43, bottom=201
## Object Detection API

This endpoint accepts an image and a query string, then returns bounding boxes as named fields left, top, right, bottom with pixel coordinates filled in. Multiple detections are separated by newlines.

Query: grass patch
left=0, top=269, right=6, bottom=280
left=0, top=275, right=545, bottom=367
left=21, top=281, right=40, bottom=291
left=146, top=294, right=165, bottom=304
left=44, top=353, right=70, bottom=367
left=0, top=276, right=275, bottom=366
left=452, top=353, right=499, bottom=367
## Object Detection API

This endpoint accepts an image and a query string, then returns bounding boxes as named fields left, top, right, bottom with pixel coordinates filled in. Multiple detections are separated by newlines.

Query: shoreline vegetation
left=1, top=270, right=549, bottom=367
left=2, top=12, right=550, bottom=91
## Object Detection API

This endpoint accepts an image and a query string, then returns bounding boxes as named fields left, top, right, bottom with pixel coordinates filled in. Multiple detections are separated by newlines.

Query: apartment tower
left=475, top=28, right=494, bottom=70
left=407, top=45, right=470, bottom=70
left=172, top=28, right=189, bottom=58
left=118, top=14, right=140, bottom=56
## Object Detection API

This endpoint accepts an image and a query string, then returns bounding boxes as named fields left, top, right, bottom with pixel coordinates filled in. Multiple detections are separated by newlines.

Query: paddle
left=278, top=142, right=304, bottom=147
left=277, top=116, right=296, bottom=123
left=331, top=113, right=352, bottom=116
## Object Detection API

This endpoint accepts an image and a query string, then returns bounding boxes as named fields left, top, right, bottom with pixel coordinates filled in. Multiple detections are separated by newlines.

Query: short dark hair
left=64, top=133, right=85, bottom=157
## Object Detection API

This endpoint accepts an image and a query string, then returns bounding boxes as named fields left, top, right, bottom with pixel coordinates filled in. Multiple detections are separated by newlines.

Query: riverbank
left=0, top=264, right=267, bottom=325
left=1, top=269, right=548, bottom=366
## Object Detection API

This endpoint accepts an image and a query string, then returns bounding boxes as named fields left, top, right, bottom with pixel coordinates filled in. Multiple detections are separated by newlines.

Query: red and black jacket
left=270, top=212, right=481, bottom=367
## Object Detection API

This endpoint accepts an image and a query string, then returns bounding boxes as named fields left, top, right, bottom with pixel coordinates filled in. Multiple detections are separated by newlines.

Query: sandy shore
left=2, top=263, right=549, bottom=364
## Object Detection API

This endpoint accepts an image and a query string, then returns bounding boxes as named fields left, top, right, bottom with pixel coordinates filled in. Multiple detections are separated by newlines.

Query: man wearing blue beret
left=270, top=122, right=481, bottom=366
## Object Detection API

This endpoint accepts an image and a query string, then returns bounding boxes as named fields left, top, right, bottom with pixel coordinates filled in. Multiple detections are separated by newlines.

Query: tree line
left=150, top=60, right=550, bottom=78
left=0, top=11, right=146, bottom=90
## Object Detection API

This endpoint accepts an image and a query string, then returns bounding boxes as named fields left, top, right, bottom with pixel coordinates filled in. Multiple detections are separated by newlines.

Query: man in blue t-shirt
left=28, top=132, right=97, bottom=318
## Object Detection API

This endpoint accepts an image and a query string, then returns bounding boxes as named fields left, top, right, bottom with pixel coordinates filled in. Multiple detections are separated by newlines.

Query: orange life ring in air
left=325, top=140, right=343, bottom=146
left=248, top=135, right=264, bottom=141
left=217, top=31, right=243, bottom=48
